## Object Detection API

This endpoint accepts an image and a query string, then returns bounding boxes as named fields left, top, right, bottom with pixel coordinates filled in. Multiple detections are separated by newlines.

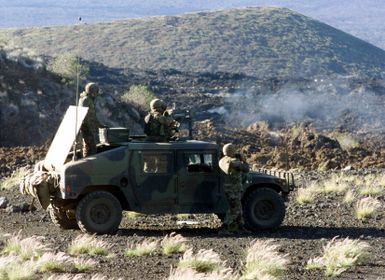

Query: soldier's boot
left=218, top=223, right=238, bottom=236
left=218, top=228, right=233, bottom=236
left=240, top=226, right=252, bottom=234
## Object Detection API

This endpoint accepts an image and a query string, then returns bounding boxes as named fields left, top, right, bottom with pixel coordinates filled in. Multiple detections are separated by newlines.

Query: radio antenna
left=72, top=16, right=82, bottom=161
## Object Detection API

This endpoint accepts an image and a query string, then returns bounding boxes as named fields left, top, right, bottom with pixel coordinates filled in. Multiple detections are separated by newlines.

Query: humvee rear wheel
left=243, top=188, right=285, bottom=231
left=48, top=204, right=78, bottom=229
left=76, top=191, right=122, bottom=234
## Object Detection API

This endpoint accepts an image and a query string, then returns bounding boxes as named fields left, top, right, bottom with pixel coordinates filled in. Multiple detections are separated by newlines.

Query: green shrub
left=121, top=85, right=155, bottom=111
left=47, top=52, right=89, bottom=83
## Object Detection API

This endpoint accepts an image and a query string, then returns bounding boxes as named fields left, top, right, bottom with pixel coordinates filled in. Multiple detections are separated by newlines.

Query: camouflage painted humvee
left=21, top=106, right=295, bottom=234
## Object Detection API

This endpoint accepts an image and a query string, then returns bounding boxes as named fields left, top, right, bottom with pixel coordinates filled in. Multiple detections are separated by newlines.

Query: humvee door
left=177, top=150, right=221, bottom=212
left=129, top=150, right=177, bottom=212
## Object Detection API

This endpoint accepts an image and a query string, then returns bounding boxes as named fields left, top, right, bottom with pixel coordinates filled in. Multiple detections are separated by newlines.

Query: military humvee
left=21, top=106, right=294, bottom=234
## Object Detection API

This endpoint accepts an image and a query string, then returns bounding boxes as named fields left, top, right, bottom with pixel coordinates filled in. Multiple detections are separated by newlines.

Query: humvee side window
left=186, top=153, right=213, bottom=173
left=142, top=153, right=170, bottom=174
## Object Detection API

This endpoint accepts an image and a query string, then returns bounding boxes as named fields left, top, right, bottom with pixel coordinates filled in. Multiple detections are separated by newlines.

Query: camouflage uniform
left=219, top=143, right=249, bottom=233
left=144, top=99, right=178, bottom=141
left=79, top=82, right=104, bottom=157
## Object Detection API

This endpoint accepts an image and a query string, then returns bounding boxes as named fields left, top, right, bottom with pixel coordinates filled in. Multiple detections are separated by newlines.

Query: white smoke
left=224, top=77, right=385, bottom=132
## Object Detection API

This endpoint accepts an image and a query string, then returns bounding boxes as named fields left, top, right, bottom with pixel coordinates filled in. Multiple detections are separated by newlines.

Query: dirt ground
left=0, top=169, right=384, bottom=280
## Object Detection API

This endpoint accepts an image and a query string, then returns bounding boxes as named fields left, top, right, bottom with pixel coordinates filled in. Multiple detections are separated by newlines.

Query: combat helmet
left=85, top=82, right=99, bottom=96
left=150, top=98, right=166, bottom=112
left=223, top=143, right=236, bottom=157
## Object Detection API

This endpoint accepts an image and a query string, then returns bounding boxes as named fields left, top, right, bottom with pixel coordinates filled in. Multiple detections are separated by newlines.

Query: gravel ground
left=0, top=170, right=384, bottom=280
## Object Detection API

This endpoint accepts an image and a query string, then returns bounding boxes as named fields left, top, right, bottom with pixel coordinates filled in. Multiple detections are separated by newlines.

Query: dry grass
left=306, top=237, right=370, bottom=277
left=295, top=187, right=316, bottom=204
left=161, top=232, right=188, bottom=255
left=354, top=197, right=382, bottom=220
left=356, top=174, right=385, bottom=196
left=358, top=185, right=384, bottom=196
left=37, top=252, right=70, bottom=273
left=0, top=231, right=101, bottom=279
left=322, top=179, right=349, bottom=193
left=316, top=173, right=354, bottom=194
left=168, top=266, right=234, bottom=280
left=179, top=248, right=224, bottom=273
left=124, top=240, right=159, bottom=257
left=73, top=257, right=97, bottom=272
left=68, top=235, right=111, bottom=256
left=47, top=274, right=115, bottom=280
left=302, top=172, right=384, bottom=197
left=295, top=180, right=325, bottom=204
left=2, top=232, right=49, bottom=260
left=375, top=174, right=385, bottom=187
left=0, top=255, right=37, bottom=280
left=46, top=274, right=84, bottom=280
left=0, top=167, right=28, bottom=190
left=242, top=239, right=289, bottom=279
left=123, top=211, right=144, bottom=219
left=343, top=190, right=356, bottom=203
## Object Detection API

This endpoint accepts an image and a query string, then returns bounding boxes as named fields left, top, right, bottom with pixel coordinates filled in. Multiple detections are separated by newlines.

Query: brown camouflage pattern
left=78, top=91, right=103, bottom=157
left=144, top=109, right=178, bottom=141
left=219, top=155, right=250, bottom=231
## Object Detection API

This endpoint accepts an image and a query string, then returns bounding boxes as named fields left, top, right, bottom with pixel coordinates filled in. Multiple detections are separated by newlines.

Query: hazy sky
left=0, top=0, right=380, bottom=28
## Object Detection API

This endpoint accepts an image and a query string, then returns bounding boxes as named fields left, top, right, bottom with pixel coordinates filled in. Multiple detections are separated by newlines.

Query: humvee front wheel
left=243, top=188, right=285, bottom=231
left=48, top=204, right=78, bottom=229
left=76, top=191, right=122, bottom=234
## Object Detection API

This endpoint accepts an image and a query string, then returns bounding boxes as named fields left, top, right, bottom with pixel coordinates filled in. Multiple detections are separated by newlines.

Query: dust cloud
left=222, top=77, right=385, bottom=132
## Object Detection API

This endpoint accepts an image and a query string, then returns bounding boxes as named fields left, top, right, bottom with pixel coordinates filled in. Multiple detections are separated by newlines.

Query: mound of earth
left=193, top=120, right=385, bottom=171
left=2, top=7, right=385, bottom=79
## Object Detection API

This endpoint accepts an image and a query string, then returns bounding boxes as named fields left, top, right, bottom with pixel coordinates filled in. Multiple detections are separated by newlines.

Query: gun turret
left=170, top=110, right=193, bottom=139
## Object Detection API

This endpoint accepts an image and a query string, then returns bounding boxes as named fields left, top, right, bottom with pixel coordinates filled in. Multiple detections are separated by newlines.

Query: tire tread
left=243, top=187, right=285, bottom=231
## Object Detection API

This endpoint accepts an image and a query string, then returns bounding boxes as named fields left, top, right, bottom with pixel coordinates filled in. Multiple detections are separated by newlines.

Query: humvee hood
left=248, top=171, right=289, bottom=192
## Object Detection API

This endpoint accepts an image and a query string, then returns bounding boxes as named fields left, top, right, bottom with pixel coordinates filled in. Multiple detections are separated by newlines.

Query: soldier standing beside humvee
left=78, top=82, right=105, bottom=157
left=219, top=143, right=250, bottom=234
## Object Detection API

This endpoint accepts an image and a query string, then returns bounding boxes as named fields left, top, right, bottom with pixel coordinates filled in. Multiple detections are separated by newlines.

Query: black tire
left=76, top=191, right=122, bottom=234
left=243, top=187, right=285, bottom=231
left=48, top=204, right=79, bottom=229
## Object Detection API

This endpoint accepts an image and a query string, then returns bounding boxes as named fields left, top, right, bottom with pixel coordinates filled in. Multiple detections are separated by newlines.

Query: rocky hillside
left=0, top=52, right=71, bottom=146
left=1, top=7, right=385, bottom=171
left=2, top=7, right=385, bottom=79
left=0, top=51, right=141, bottom=147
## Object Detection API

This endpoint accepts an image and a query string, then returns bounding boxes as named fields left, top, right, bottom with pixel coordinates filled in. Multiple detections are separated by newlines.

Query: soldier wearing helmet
left=219, top=143, right=249, bottom=234
left=144, top=98, right=179, bottom=141
left=78, top=82, right=105, bottom=157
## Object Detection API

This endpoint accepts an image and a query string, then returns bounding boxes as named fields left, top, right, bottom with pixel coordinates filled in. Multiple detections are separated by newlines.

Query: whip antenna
left=72, top=16, right=82, bottom=161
